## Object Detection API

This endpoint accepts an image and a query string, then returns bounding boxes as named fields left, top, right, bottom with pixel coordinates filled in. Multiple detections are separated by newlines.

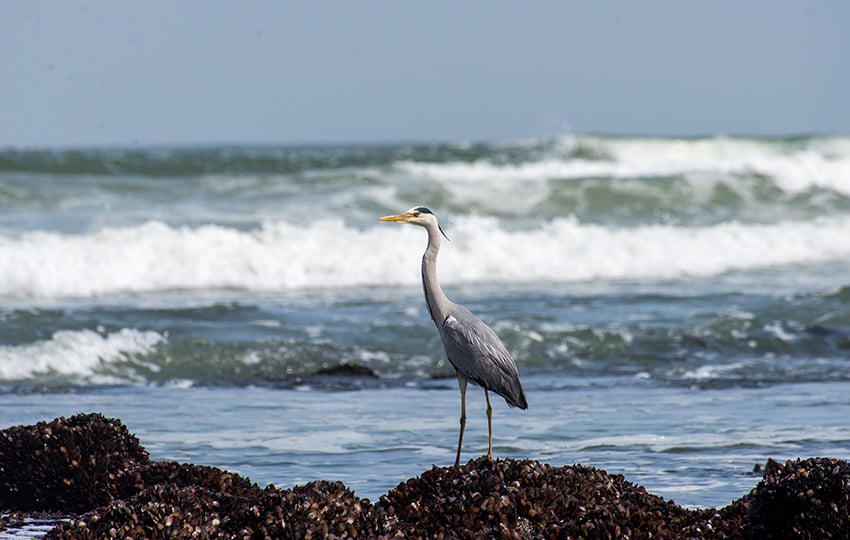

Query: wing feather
left=440, top=306, right=527, bottom=409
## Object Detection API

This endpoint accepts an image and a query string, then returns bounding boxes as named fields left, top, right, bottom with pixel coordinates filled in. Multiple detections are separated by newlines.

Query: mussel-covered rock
left=136, top=460, right=258, bottom=498
left=744, top=457, right=850, bottom=539
left=378, top=457, right=721, bottom=539
left=46, top=479, right=377, bottom=540
left=0, top=413, right=149, bottom=512
left=3, top=414, right=850, bottom=539
left=261, top=480, right=377, bottom=539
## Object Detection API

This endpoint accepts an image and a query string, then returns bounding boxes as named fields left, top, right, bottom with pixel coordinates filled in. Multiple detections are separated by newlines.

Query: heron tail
left=502, top=380, right=528, bottom=410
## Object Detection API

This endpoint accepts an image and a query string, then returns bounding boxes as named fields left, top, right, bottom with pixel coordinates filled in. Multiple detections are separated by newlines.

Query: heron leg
left=455, top=374, right=468, bottom=467
left=485, top=389, right=493, bottom=460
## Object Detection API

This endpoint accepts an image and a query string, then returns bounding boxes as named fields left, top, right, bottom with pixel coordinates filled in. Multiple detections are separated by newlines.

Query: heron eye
left=412, top=211, right=420, bottom=217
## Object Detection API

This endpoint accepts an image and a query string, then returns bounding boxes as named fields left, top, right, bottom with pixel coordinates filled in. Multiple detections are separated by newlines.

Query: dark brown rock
left=3, top=414, right=850, bottom=539
left=378, top=457, right=717, bottom=539
left=264, top=480, right=378, bottom=539
left=315, top=362, right=378, bottom=378
left=136, top=460, right=259, bottom=498
left=0, top=412, right=149, bottom=512
left=743, top=457, right=850, bottom=539
left=46, top=479, right=377, bottom=539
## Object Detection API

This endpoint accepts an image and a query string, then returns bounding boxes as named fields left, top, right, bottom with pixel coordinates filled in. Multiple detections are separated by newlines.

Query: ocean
left=1, top=134, right=849, bottom=510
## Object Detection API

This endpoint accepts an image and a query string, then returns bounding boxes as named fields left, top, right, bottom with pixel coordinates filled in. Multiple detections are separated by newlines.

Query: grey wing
left=441, top=306, right=528, bottom=409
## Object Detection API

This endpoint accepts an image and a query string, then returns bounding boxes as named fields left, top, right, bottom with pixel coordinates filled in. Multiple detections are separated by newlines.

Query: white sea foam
left=1, top=216, right=850, bottom=299
left=0, top=328, right=165, bottom=381
left=681, top=362, right=747, bottom=381
left=398, top=135, right=850, bottom=196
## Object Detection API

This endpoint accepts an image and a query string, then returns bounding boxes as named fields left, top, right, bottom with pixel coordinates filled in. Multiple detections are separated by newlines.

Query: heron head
left=379, top=206, right=450, bottom=240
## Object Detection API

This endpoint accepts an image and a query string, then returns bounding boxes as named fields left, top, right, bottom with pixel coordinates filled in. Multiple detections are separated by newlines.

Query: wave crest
left=2, top=217, right=849, bottom=299
left=0, top=328, right=165, bottom=382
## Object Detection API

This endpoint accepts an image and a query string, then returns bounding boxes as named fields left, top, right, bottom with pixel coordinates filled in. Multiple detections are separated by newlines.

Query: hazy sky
left=2, top=1, right=849, bottom=147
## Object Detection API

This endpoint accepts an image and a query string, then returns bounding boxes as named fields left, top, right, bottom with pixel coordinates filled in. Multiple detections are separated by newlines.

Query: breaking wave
left=1, top=215, right=849, bottom=299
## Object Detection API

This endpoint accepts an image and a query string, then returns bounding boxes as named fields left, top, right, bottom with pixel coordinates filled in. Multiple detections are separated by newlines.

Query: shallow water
left=1, top=135, right=849, bottom=512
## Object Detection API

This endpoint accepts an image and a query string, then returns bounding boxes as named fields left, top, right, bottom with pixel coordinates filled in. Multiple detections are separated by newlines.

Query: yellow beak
left=378, top=212, right=410, bottom=223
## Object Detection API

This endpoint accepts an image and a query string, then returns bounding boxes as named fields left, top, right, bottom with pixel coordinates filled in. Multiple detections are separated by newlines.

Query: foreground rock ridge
left=0, top=414, right=847, bottom=539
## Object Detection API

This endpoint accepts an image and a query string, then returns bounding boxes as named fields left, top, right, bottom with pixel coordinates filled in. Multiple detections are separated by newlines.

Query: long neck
left=421, top=221, right=452, bottom=325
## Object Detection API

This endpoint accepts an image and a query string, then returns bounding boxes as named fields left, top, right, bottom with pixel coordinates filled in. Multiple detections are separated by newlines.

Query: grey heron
left=379, top=206, right=528, bottom=466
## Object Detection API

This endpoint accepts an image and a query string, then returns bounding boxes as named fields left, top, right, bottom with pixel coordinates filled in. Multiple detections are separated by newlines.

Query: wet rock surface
left=0, top=414, right=848, bottom=539
left=314, top=362, right=379, bottom=378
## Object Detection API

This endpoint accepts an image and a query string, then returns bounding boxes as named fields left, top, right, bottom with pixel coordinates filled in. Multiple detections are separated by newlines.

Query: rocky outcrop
left=0, top=414, right=847, bottom=539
